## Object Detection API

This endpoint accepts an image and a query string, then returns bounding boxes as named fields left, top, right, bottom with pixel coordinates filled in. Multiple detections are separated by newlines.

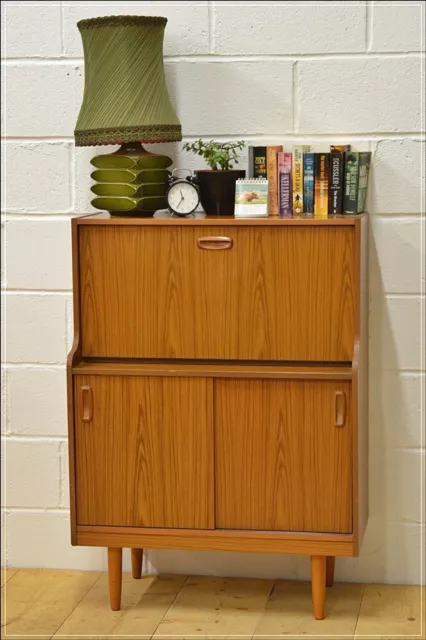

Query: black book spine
left=329, top=151, right=344, bottom=215
left=344, top=152, right=360, bottom=214
left=253, top=147, right=267, bottom=179
left=248, top=146, right=254, bottom=178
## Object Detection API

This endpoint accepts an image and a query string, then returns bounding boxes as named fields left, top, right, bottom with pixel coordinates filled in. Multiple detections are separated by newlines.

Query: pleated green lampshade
left=74, top=15, right=182, bottom=146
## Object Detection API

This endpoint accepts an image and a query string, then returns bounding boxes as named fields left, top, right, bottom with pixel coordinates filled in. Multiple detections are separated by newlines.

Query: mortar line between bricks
left=3, top=289, right=72, bottom=295
left=3, top=133, right=426, bottom=142
left=2, top=213, right=79, bottom=220
left=68, top=139, right=75, bottom=211
left=208, top=0, right=215, bottom=54
left=2, top=52, right=425, bottom=63
left=366, top=0, right=374, bottom=53
left=2, top=434, right=68, bottom=442
left=3, top=363, right=65, bottom=369
left=5, top=507, right=71, bottom=514
left=59, top=1, right=65, bottom=58
left=292, top=61, right=299, bottom=134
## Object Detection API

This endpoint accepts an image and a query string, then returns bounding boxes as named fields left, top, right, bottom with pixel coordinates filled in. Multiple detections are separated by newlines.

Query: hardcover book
left=330, top=145, right=351, bottom=153
left=314, top=152, right=330, bottom=217
left=357, top=152, right=372, bottom=213
left=329, top=151, right=344, bottom=215
left=248, top=146, right=254, bottom=178
left=292, top=145, right=310, bottom=214
left=278, top=152, right=292, bottom=217
left=344, top=152, right=371, bottom=214
left=329, top=145, right=350, bottom=216
left=266, top=145, right=283, bottom=216
left=252, top=147, right=267, bottom=179
left=234, top=178, right=269, bottom=218
left=303, top=153, right=315, bottom=215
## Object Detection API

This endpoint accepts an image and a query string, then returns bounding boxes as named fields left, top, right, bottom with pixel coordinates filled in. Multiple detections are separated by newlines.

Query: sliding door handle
left=80, top=385, right=93, bottom=423
left=334, top=391, right=346, bottom=427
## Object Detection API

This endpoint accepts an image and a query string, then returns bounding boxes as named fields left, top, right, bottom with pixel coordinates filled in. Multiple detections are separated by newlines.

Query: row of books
left=247, top=145, right=372, bottom=217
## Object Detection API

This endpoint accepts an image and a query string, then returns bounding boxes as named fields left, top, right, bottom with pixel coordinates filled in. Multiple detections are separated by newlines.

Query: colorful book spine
left=253, top=147, right=267, bottom=179
left=357, top=152, right=372, bottom=214
left=248, top=146, right=254, bottom=178
left=266, top=145, right=282, bottom=216
left=330, top=145, right=351, bottom=153
left=329, top=151, right=345, bottom=215
left=277, top=152, right=292, bottom=217
left=329, top=145, right=350, bottom=216
left=344, top=152, right=360, bottom=214
left=292, top=145, right=310, bottom=214
left=303, top=153, right=315, bottom=215
left=314, top=152, right=330, bottom=217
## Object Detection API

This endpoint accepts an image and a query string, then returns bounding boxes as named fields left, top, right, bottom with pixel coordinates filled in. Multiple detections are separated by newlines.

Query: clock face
left=167, top=180, right=199, bottom=215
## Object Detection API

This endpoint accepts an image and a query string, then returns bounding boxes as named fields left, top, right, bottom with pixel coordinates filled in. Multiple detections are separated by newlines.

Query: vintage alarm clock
left=166, top=169, right=200, bottom=216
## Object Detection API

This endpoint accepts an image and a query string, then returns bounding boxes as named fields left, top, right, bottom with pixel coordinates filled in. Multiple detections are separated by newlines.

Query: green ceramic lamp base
left=90, top=142, right=171, bottom=217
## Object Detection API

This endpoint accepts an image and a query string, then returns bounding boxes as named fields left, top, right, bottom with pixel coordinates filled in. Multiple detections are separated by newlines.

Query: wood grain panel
left=76, top=526, right=355, bottom=556
left=352, top=216, right=369, bottom=555
left=79, top=225, right=354, bottom=361
left=215, top=379, right=352, bottom=533
left=73, top=361, right=352, bottom=380
left=74, top=375, right=214, bottom=528
left=76, top=212, right=362, bottom=226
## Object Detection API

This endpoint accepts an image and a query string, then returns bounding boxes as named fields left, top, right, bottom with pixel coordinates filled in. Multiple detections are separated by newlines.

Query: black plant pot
left=196, top=170, right=246, bottom=216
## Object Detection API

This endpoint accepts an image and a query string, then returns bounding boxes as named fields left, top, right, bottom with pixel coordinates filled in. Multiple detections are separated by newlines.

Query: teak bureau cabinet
left=67, top=212, right=368, bottom=620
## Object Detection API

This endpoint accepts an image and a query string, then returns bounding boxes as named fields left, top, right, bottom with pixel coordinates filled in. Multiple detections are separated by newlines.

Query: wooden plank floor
left=1, top=568, right=424, bottom=639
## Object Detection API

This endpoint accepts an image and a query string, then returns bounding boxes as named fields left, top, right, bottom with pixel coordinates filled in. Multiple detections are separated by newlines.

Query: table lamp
left=74, top=15, right=182, bottom=216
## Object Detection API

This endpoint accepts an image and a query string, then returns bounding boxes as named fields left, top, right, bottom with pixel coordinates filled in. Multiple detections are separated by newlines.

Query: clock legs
left=131, top=548, right=144, bottom=579
left=108, top=547, right=123, bottom=611
left=311, top=555, right=326, bottom=620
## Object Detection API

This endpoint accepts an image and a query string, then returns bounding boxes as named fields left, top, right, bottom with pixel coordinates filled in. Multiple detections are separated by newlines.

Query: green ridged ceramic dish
left=91, top=182, right=168, bottom=198
left=91, top=195, right=168, bottom=213
left=90, top=154, right=173, bottom=170
left=91, top=183, right=137, bottom=197
left=91, top=169, right=171, bottom=184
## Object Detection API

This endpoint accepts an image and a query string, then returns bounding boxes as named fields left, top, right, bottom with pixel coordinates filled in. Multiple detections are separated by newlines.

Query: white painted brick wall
left=298, top=58, right=423, bottom=134
left=3, top=439, right=61, bottom=508
left=6, top=367, right=67, bottom=437
left=214, top=3, right=367, bottom=55
left=3, top=143, right=72, bottom=213
left=63, top=2, right=210, bottom=57
left=5, top=219, right=72, bottom=290
left=1, top=0, right=424, bottom=584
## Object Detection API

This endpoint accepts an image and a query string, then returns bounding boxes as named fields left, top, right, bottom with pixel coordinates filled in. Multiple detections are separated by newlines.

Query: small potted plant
left=182, top=139, right=246, bottom=215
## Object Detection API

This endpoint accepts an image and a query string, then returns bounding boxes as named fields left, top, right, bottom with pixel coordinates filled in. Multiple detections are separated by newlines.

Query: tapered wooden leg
left=311, top=555, right=326, bottom=620
left=131, top=548, right=143, bottom=579
left=108, top=547, right=122, bottom=611
left=326, top=556, right=335, bottom=587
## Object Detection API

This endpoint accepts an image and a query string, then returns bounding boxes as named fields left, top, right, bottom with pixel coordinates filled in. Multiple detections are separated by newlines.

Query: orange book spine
left=266, top=145, right=282, bottom=216
left=314, top=152, right=330, bottom=217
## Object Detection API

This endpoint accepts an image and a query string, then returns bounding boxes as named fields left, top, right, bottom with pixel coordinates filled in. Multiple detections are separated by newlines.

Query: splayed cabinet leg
left=311, top=555, right=326, bottom=620
left=326, top=556, right=335, bottom=587
left=131, top=548, right=143, bottom=579
left=108, top=547, right=123, bottom=611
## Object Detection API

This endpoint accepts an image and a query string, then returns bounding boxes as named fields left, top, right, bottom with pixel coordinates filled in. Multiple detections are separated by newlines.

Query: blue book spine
left=303, top=153, right=315, bottom=215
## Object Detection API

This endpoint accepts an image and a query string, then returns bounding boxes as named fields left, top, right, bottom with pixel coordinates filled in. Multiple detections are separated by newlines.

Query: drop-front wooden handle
left=80, top=385, right=93, bottom=423
left=334, top=391, right=346, bottom=427
left=197, top=236, right=233, bottom=250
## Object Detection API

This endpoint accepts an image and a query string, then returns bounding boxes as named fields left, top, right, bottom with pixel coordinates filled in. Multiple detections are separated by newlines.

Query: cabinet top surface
left=75, top=212, right=366, bottom=226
